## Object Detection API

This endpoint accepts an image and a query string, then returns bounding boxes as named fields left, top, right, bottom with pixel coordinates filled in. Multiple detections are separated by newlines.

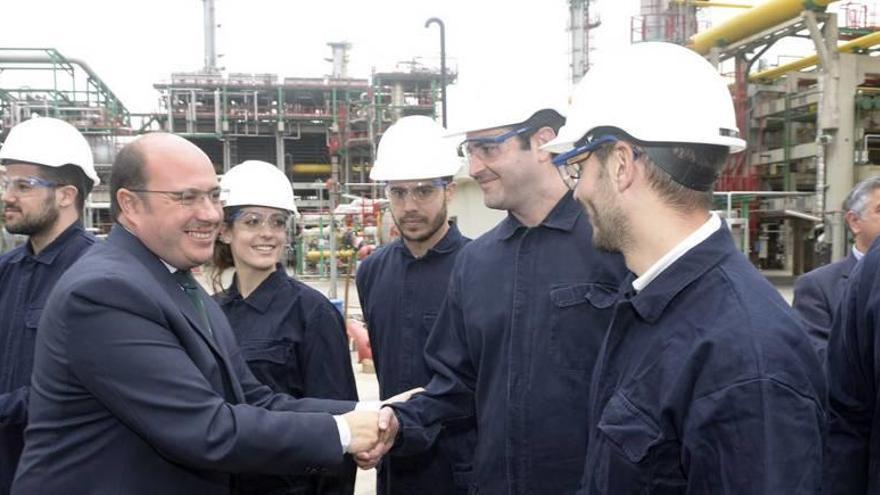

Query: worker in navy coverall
left=358, top=103, right=628, bottom=494
left=545, top=42, right=825, bottom=494
left=356, top=116, right=474, bottom=494
left=793, top=176, right=880, bottom=359
left=0, top=117, right=100, bottom=493
left=11, top=133, right=386, bottom=495
left=212, top=160, right=358, bottom=495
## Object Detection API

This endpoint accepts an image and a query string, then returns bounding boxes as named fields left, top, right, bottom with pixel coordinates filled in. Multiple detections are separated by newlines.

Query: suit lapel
left=842, top=253, right=858, bottom=279
left=107, top=226, right=243, bottom=401
left=203, top=300, right=247, bottom=402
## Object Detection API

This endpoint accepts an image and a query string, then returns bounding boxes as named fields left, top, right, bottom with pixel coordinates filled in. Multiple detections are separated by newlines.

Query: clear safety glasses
left=384, top=179, right=448, bottom=204
left=0, top=176, right=58, bottom=196
left=230, top=210, right=291, bottom=233
left=457, top=126, right=531, bottom=162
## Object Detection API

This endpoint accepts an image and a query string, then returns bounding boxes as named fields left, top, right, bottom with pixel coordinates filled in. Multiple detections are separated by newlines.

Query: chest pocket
left=241, top=339, right=298, bottom=394
left=593, top=392, right=661, bottom=493
left=548, top=283, right=617, bottom=370
left=594, top=392, right=686, bottom=494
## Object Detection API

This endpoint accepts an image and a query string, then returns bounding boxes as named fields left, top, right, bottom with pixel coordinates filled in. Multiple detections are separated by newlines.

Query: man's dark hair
left=31, top=164, right=94, bottom=217
left=515, top=109, right=566, bottom=150
left=110, top=142, right=147, bottom=221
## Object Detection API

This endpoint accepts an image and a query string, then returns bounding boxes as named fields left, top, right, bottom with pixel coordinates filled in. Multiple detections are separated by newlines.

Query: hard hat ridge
left=371, top=116, right=462, bottom=182
left=220, top=160, right=298, bottom=215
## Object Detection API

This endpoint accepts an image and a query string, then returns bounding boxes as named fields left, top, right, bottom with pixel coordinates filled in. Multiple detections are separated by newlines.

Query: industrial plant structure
left=3, top=0, right=880, bottom=277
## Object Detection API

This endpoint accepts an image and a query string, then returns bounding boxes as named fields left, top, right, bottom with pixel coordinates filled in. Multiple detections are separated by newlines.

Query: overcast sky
left=0, top=0, right=835, bottom=128
left=0, top=1, right=645, bottom=124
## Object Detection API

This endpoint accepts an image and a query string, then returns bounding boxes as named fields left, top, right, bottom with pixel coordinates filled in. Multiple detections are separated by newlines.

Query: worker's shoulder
left=357, top=239, right=402, bottom=272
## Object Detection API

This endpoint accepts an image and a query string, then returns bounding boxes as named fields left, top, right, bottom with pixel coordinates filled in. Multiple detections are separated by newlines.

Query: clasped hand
left=342, top=387, right=423, bottom=469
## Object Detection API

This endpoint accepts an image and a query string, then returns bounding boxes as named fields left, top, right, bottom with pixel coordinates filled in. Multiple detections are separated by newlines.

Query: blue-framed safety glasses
left=552, top=135, right=621, bottom=190
left=457, top=126, right=532, bottom=161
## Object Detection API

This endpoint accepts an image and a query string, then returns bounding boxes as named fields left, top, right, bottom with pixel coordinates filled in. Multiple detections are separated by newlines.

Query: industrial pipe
left=688, top=0, right=837, bottom=55
left=750, top=30, right=880, bottom=82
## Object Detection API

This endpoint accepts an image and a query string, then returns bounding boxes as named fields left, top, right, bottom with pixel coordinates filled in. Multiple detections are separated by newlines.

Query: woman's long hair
left=211, top=206, right=240, bottom=294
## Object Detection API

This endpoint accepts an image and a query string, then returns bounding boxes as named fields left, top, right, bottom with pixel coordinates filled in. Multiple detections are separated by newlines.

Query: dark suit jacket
left=793, top=253, right=859, bottom=358
left=12, top=226, right=356, bottom=495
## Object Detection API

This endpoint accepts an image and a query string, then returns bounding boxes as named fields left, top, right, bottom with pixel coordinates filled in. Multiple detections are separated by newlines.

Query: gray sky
left=0, top=0, right=643, bottom=128
left=0, top=1, right=838, bottom=128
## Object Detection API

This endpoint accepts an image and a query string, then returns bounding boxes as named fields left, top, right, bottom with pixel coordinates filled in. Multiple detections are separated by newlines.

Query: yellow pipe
left=671, top=0, right=752, bottom=8
left=290, top=163, right=371, bottom=174
left=750, top=30, right=880, bottom=82
left=689, top=0, right=837, bottom=55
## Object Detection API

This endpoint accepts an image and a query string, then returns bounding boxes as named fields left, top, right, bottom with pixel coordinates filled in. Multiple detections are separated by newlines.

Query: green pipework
left=430, top=79, right=439, bottom=120
left=318, top=216, right=326, bottom=277
left=295, top=236, right=305, bottom=276
left=222, top=86, right=229, bottom=132
left=802, top=0, right=830, bottom=12
left=277, top=86, right=284, bottom=134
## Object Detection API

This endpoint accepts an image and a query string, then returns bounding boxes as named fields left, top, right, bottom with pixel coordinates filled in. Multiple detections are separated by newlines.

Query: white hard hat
left=0, top=116, right=99, bottom=186
left=543, top=42, right=746, bottom=155
left=446, top=94, right=567, bottom=138
left=370, top=116, right=461, bottom=182
left=220, top=160, right=298, bottom=215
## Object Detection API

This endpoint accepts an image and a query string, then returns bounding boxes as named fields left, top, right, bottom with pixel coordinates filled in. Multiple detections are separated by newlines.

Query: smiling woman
left=211, top=159, right=359, bottom=495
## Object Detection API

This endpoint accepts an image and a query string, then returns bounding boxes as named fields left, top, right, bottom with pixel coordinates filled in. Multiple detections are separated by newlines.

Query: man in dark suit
left=794, top=176, right=880, bottom=357
left=12, top=133, right=381, bottom=495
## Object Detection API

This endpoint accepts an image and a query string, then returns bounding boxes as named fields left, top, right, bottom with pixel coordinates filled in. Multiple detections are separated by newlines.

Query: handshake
left=340, top=387, right=422, bottom=469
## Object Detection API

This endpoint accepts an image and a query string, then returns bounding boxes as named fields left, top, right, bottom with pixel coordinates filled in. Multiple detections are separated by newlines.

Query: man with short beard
left=355, top=116, right=475, bottom=494
left=359, top=101, right=628, bottom=494
left=0, top=117, right=100, bottom=492
left=546, top=42, right=824, bottom=494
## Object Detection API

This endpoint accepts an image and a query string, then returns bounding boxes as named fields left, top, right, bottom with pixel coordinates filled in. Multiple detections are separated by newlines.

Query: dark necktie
left=172, top=270, right=213, bottom=337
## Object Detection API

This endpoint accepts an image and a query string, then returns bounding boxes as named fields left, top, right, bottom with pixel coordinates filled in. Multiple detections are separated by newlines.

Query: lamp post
left=424, top=17, right=448, bottom=127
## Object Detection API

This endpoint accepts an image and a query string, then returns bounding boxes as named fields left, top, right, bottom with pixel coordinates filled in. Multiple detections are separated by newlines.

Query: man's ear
left=116, top=189, right=142, bottom=218
left=531, top=127, right=558, bottom=164
left=55, top=184, right=78, bottom=208
left=610, top=142, right=637, bottom=193
left=846, top=210, right=861, bottom=237
left=444, top=181, right=457, bottom=203
left=531, top=126, right=557, bottom=148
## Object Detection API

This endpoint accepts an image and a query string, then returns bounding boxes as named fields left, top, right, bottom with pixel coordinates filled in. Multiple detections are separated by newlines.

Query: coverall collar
left=626, top=226, right=735, bottom=323
left=497, top=191, right=581, bottom=241
left=8, top=221, right=85, bottom=266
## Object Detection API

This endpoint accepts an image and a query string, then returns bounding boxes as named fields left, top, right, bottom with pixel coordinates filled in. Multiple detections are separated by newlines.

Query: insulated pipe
left=203, top=0, right=218, bottom=73
left=750, top=30, right=880, bottom=82
left=688, top=0, right=837, bottom=55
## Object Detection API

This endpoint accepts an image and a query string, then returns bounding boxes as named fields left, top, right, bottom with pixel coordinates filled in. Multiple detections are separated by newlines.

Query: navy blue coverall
left=0, top=222, right=95, bottom=493
left=578, top=226, right=826, bottom=494
left=215, top=265, right=358, bottom=495
left=389, top=193, right=628, bottom=495
left=356, top=223, right=474, bottom=495
left=826, top=237, right=880, bottom=494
